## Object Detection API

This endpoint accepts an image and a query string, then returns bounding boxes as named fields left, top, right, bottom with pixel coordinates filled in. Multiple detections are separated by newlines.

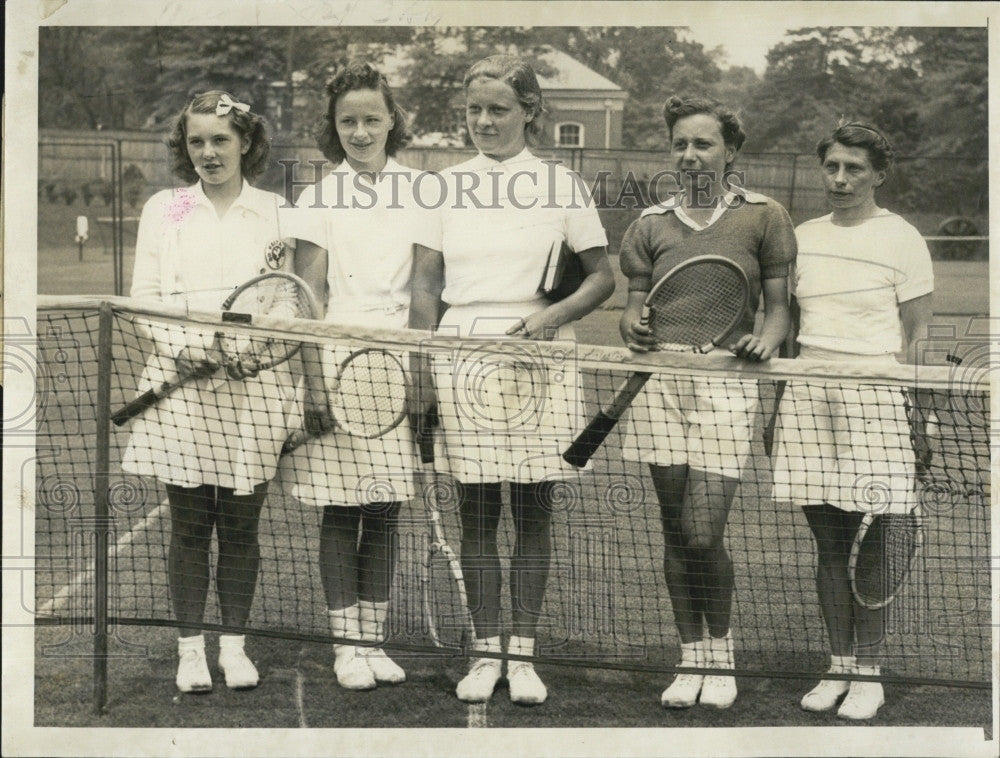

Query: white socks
left=507, top=635, right=546, bottom=705
left=329, top=604, right=375, bottom=690
left=356, top=599, right=405, bottom=684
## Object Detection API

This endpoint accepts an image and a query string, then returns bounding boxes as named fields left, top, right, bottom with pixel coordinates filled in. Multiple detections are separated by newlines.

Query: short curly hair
left=662, top=95, right=746, bottom=167
left=317, top=61, right=411, bottom=164
left=816, top=121, right=895, bottom=176
left=167, top=90, right=271, bottom=184
left=463, top=55, right=545, bottom=143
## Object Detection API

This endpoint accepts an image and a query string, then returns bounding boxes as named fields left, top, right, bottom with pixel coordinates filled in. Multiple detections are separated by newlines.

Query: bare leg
left=650, top=464, right=701, bottom=644
left=509, top=481, right=553, bottom=637
left=458, top=483, right=504, bottom=639
left=215, top=483, right=267, bottom=628
left=166, top=484, right=216, bottom=638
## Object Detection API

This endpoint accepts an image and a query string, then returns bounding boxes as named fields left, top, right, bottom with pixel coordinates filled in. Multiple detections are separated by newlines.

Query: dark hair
left=167, top=90, right=270, bottom=184
left=816, top=121, right=895, bottom=175
left=662, top=95, right=746, bottom=166
left=317, top=61, right=410, bottom=164
left=463, top=55, right=545, bottom=143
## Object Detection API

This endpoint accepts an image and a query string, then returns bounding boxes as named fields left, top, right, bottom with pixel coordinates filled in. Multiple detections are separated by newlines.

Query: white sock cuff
left=507, top=635, right=535, bottom=657
left=830, top=655, right=856, bottom=673
left=855, top=663, right=881, bottom=676
left=679, top=641, right=701, bottom=665
left=178, top=634, right=205, bottom=652
left=219, top=634, right=246, bottom=650
left=473, top=636, right=503, bottom=655
left=328, top=604, right=362, bottom=639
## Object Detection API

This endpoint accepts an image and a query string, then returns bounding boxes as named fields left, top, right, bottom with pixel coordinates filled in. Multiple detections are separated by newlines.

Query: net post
left=93, top=301, right=114, bottom=714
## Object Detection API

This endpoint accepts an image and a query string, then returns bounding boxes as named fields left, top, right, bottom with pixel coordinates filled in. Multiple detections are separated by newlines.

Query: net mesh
left=34, top=299, right=991, bottom=687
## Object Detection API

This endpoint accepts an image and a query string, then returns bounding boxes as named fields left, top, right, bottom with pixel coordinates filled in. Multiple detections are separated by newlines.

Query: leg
left=509, top=481, right=553, bottom=637
left=802, top=504, right=859, bottom=657
left=319, top=505, right=361, bottom=611
left=214, top=483, right=267, bottom=628
left=457, top=483, right=504, bottom=640
left=357, top=502, right=406, bottom=684
left=319, top=505, right=374, bottom=691
left=166, top=484, right=217, bottom=637
left=800, top=503, right=860, bottom=711
left=681, top=469, right=739, bottom=709
left=506, top=481, right=555, bottom=705
left=214, top=483, right=267, bottom=689
left=682, top=470, right=738, bottom=639
left=455, top=482, right=504, bottom=703
left=650, top=464, right=706, bottom=708
left=649, top=464, right=701, bottom=644
left=166, top=484, right=216, bottom=692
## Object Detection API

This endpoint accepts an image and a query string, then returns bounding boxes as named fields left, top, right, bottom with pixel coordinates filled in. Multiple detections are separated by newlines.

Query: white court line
left=295, top=646, right=308, bottom=728
left=467, top=702, right=488, bottom=728
left=38, top=498, right=169, bottom=617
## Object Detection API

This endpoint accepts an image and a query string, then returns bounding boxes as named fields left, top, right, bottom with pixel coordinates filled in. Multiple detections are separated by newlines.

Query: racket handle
left=111, top=387, right=163, bottom=426
left=417, top=405, right=438, bottom=465
left=563, top=371, right=652, bottom=467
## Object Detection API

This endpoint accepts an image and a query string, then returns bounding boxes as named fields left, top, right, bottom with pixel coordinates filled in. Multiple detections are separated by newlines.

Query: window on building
left=556, top=123, right=583, bottom=147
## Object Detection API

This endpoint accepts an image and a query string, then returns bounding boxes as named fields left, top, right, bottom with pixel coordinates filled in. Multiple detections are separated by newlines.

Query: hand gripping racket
left=849, top=507, right=923, bottom=610
left=563, top=255, right=751, bottom=467
left=112, top=271, right=319, bottom=426
left=282, top=347, right=408, bottom=452
left=417, top=407, right=476, bottom=649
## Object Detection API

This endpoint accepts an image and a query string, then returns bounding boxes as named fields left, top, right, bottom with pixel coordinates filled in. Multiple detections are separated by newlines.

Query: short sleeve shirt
left=282, top=158, right=439, bottom=325
left=437, top=148, right=607, bottom=306
left=619, top=189, right=797, bottom=337
left=793, top=211, right=934, bottom=355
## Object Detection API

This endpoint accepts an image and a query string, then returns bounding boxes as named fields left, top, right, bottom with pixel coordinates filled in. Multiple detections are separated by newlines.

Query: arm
left=408, top=243, right=445, bottom=422
left=512, top=246, right=615, bottom=341
left=730, top=276, right=790, bottom=362
left=294, top=238, right=335, bottom=434
left=899, top=292, right=934, bottom=365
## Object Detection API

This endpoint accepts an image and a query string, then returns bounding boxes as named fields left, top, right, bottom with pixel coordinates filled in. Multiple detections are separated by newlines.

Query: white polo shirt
left=437, top=148, right=607, bottom=307
left=283, top=158, right=438, bottom=326
left=793, top=211, right=933, bottom=355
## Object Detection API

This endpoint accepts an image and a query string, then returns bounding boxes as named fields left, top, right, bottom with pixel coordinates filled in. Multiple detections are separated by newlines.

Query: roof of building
left=535, top=47, right=623, bottom=92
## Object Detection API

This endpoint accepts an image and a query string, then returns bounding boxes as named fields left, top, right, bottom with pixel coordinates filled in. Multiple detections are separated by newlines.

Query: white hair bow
left=216, top=94, right=251, bottom=117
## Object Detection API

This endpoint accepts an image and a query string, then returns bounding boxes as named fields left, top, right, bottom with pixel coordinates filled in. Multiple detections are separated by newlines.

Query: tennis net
left=33, top=297, right=991, bottom=699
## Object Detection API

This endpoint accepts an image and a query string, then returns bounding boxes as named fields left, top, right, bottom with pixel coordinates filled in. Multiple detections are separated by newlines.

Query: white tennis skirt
left=431, top=299, right=589, bottom=484
left=771, top=347, right=918, bottom=514
left=121, top=364, right=295, bottom=496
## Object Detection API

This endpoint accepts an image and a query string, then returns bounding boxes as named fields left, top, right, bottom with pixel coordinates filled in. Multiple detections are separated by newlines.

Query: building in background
left=534, top=47, right=626, bottom=150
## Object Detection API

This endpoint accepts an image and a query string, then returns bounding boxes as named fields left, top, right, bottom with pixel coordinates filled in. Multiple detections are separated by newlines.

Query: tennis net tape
left=33, top=297, right=991, bottom=687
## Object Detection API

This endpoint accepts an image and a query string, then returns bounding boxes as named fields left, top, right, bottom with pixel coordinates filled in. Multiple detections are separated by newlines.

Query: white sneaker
left=456, top=658, right=502, bottom=703
left=508, top=662, right=547, bottom=705
left=218, top=646, right=259, bottom=689
left=360, top=648, right=406, bottom=684
left=334, top=647, right=376, bottom=691
left=801, top=678, right=850, bottom=712
left=661, top=672, right=703, bottom=708
left=837, top=680, right=885, bottom=720
left=699, top=672, right=738, bottom=709
left=176, top=646, right=213, bottom=693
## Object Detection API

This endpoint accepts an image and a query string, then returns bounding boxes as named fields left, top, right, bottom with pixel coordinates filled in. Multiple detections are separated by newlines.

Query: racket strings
left=853, top=513, right=920, bottom=605
left=332, top=350, right=407, bottom=437
left=647, top=265, right=747, bottom=347
left=218, top=277, right=314, bottom=369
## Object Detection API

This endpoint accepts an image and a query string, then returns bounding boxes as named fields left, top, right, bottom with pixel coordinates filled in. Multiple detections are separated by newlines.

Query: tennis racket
left=563, top=255, right=751, bottom=467
left=849, top=508, right=923, bottom=610
left=112, top=271, right=319, bottom=426
left=281, top=347, right=408, bottom=452
left=417, top=407, right=476, bottom=649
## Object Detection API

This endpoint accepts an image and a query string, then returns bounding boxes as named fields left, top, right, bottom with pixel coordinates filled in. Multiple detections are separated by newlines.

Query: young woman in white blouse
left=409, top=55, right=615, bottom=705
left=280, top=62, right=437, bottom=691
left=123, top=91, right=293, bottom=693
left=772, top=122, right=934, bottom=720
